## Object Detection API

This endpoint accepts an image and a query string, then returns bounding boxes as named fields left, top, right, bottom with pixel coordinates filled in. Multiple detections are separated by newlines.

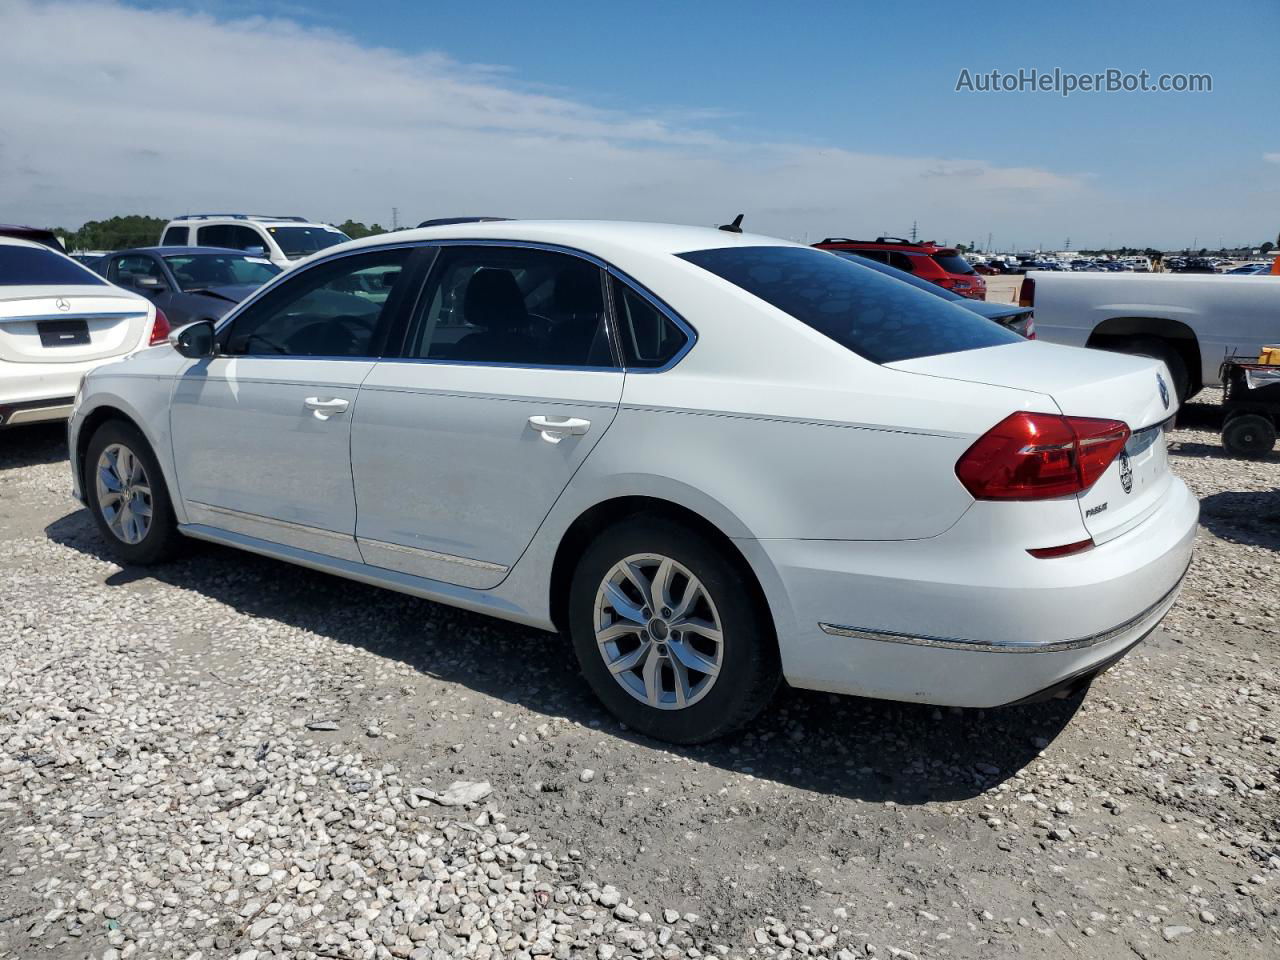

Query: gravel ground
left=1, top=392, right=1277, bottom=960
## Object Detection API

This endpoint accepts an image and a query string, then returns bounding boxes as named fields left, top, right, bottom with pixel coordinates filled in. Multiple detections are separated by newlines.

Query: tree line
left=50, top=216, right=390, bottom=252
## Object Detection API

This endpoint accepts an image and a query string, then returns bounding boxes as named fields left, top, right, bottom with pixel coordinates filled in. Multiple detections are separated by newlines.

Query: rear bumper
left=745, top=477, right=1199, bottom=707
left=0, top=395, right=76, bottom=427
left=0, top=356, right=120, bottom=425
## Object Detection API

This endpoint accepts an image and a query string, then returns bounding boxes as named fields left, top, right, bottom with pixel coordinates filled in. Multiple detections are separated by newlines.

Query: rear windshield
left=678, top=246, right=1019, bottom=364
left=931, top=252, right=976, bottom=275
left=0, top=245, right=106, bottom=286
left=266, top=226, right=349, bottom=258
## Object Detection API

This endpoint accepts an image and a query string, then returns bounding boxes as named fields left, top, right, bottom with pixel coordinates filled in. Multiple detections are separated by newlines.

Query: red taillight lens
left=149, top=308, right=171, bottom=346
left=956, top=412, right=1130, bottom=500
left=1028, top=538, right=1095, bottom=559
left=1018, top=276, right=1035, bottom=307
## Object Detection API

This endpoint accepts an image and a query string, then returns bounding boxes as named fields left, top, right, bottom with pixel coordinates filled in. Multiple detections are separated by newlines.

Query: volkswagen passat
left=69, top=221, right=1198, bottom=743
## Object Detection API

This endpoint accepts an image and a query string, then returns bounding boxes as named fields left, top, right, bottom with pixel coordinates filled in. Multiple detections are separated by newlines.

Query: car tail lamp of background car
left=1018, top=276, right=1035, bottom=307
left=148, top=308, right=171, bottom=346
left=956, top=412, right=1130, bottom=556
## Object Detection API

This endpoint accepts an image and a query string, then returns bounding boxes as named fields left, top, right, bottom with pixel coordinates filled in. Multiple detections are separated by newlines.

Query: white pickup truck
left=1022, top=272, right=1279, bottom=402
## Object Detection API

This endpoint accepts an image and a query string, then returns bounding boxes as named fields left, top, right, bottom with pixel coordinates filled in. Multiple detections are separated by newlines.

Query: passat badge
left=1119, top=450, right=1133, bottom=494
left=1157, top=373, right=1170, bottom=410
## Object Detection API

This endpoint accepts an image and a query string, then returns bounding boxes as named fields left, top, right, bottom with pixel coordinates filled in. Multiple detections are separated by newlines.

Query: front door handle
left=528, top=415, right=591, bottom=443
left=304, top=396, right=350, bottom=420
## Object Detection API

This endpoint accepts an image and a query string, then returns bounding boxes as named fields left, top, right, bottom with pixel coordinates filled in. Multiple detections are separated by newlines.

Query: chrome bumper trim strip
left=819, top=562, right=1189, bottom=654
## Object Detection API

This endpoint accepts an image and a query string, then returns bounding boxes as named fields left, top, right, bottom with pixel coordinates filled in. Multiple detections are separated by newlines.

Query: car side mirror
left=245, top=245, right=268, bottom=257
left=132, top=275, right=164, bottom=292
left=169, top=319, right=216, bottom=359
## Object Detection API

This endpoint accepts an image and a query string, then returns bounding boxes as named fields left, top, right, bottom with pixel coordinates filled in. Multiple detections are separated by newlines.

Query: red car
left=813, top=236, right=987, bottom=300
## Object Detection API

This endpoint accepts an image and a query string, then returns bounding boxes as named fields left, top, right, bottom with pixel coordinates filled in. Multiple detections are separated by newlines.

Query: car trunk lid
left=890, top=340, right=1177, bottom=544
left=0, top=288, right=150, bottom=364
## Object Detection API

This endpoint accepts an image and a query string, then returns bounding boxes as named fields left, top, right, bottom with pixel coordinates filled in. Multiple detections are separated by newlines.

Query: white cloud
left=0, top=0, right=1248, bottom=247
left=1265, top=153, right=1280, bottom=165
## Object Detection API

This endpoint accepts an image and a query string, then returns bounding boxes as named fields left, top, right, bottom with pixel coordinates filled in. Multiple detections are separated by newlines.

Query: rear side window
left=609, top=277, right=688, bottom=368
left=679, top=246, right=1018, bottom=364
left=161, top=226, right=189, bottom=246
left=0, top=246, right=106, bottom=286
left=931, top=252, right=975, bottom=275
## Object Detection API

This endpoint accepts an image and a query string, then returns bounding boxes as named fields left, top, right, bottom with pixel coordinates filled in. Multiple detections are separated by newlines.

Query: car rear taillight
left=1024, top=318, right=1036, bottom=339
left=955, top=412, right=1130, bottom=500
left=1027, top=538, right=1094, bottom=559
left=149, top=308, right=171, bottom=346
left=1018, top=276, right=1035, bottom=307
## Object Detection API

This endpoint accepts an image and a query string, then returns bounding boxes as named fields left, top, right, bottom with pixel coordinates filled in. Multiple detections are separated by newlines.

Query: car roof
left=112, top=246, right=255, bottom=255
left=328, top=220, right=801, bottom=260
left=0, top=234, right=58, bottom=251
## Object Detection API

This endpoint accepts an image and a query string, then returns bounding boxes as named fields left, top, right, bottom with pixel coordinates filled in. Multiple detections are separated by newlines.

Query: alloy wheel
left=95, top=443, right=153, bottom=545
left=593, top=553, right=724, bottom=710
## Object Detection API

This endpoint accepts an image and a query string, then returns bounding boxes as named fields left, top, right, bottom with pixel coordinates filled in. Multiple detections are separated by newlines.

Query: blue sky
left=5, top=0, right=1278, bottom=248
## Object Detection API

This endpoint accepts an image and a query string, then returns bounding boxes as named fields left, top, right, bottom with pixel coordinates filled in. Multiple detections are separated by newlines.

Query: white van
left=158, top=214, right=349, bottom=269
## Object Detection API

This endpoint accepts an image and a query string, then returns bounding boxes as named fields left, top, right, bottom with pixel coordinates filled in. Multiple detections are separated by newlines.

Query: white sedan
left=1, top=236, right=168, bottom=427
left=68, top=221, right=1197, bottom=743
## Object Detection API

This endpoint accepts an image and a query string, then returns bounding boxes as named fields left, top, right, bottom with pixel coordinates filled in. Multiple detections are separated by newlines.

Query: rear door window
left=407, top=245, right=615, bottom=367
left=679, top=246, right=1018, bottom=364
left=931, top=252, right=976, bottom=275
left=161, top=226, right=189, bottom=246
left=609, top=277, right=688, bottom=368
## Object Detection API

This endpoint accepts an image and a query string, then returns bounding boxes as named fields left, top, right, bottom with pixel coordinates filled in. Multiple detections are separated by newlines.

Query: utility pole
left=987, top=232, right=992, bottom=253
left=392, top=207, right=400, bottom=231
left=910, top=220, right=918, bottom=242
left=1064, top=237, right=1071, bottom=251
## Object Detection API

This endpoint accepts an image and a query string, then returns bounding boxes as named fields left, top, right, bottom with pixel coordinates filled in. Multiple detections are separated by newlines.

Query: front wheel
left=84, top=420, right=182, bottom=565
left=567, top=517, right=779, bottom=743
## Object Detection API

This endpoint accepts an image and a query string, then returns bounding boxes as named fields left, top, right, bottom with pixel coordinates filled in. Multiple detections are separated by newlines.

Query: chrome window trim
left=819, top=562, right=1188, bottom=654
left=356, top=536, right=508, bottom=573
left=212, top=237, right=697, bottom=372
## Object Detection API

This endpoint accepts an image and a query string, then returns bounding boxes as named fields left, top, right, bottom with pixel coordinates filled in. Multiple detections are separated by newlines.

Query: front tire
left=84, top=420, right=181, bottom=565
left=567, top=517, right=779, bottom=743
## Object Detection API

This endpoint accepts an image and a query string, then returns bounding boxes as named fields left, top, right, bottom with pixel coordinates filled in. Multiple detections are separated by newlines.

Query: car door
left=170, top=246, right=421, bottom=561
left=351, top=243, right=623, bottom=588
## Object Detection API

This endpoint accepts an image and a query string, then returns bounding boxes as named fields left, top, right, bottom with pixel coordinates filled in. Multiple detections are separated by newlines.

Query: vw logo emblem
left=1118, top=450, right=1133, bottom=494
left=55, top=298, right=70, bottom=312
left=1156, top=373, right=1170, bottom=410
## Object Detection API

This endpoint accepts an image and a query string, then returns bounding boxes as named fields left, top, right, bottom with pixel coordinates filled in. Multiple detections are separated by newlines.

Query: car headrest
left=463, top=268, right=527, bottom=332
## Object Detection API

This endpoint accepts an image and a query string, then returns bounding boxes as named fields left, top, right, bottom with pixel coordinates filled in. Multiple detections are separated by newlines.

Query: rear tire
left=1221, top=414, right=1276, bottom=459
left=567, top=516, right=779, bottom=744
left=84, top=420, right=182, bottom=565
left=1108, top=336, right=1191, bottom=403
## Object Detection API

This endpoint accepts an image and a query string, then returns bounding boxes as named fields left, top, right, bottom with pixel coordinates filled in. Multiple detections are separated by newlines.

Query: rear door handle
left=304, top=396, right=350, bottom=420
left=528, top=415, right=591, bottom=443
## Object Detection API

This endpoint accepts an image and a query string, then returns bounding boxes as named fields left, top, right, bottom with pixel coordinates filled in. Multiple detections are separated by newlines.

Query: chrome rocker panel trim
left=818, top=562, right=1189, bottom=654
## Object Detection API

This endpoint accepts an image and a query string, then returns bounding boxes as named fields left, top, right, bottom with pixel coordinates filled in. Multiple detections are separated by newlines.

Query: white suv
left=158, top=215, right=349, bottom=269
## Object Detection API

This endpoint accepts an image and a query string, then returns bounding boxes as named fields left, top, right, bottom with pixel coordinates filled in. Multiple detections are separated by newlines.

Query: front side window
left=679, top=246, right=1019, bottom=364
left=266, top=226, right=349, bottom=259
left=609, top=277, right=688, bottom=368
left=110, top=255, right=167, bottom=289
left=224, top=248, right=409, bottom=357
left=408, top=246, right=613, bottom=367
left=164, top=254, right=280, bottom=290
left=0, top=245, right=106, bottom=286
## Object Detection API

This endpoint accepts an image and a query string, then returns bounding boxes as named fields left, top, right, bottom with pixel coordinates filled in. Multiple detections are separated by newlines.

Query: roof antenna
left=718, top=214, right=744, bottom=234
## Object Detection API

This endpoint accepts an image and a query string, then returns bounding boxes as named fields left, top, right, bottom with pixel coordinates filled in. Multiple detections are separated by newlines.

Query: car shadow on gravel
left=47, top=508, right=1082, bottom=805
left=0, top=423, right=68, bottom=469
left=1199, top=489, right=1280, bottom=550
